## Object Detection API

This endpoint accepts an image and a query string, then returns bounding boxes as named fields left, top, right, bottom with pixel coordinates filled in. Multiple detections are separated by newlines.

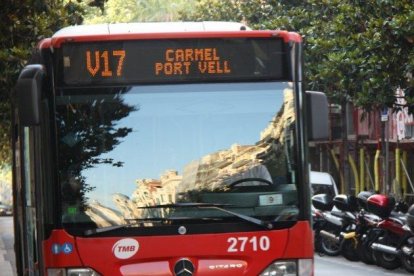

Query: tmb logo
left=112, top=238, right=139, bottom=259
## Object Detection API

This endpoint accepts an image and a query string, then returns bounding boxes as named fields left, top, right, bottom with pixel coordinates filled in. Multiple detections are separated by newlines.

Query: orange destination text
left=155, top=48, right=231, bottom=76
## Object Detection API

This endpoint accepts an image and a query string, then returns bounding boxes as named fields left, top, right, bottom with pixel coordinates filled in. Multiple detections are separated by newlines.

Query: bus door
left=14, top=65, right=46, bottom=276
left=18, top=127, right=39, bottom=276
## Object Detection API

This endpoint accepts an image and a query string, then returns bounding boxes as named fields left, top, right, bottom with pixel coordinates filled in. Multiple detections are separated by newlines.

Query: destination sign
left=59, top=38, right=291, bottom=86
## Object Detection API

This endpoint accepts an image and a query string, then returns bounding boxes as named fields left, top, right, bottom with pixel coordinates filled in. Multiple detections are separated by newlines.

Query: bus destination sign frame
left=58, top=37, right=291, bottom=86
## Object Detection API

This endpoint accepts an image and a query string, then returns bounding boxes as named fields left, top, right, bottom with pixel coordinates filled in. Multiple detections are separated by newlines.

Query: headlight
left=259, top=259, right=313, bottom=276
left=48, top=268, right=101, bottom=276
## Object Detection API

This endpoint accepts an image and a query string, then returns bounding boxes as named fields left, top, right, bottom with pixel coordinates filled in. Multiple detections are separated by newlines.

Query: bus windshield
left=56, top=81, right=298, bottom=232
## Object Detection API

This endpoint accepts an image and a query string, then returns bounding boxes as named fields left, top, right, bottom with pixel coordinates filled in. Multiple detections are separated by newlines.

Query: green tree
left=184, top=0, right=414, bottom=111
left=0, top=0, right=84, bottom=167
left=57, top=89, right=136, bottom=208
left=84, top=0, right=195, bottom=24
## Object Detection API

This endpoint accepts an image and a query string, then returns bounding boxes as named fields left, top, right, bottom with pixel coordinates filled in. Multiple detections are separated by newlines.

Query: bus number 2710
left=227, top=236, right=270, bottom=252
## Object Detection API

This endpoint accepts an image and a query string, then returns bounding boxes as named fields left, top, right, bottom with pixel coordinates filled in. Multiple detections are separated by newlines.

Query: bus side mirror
left=16, top=64, right=45, bottom=126
left=306, top=91, right=329, bottom=141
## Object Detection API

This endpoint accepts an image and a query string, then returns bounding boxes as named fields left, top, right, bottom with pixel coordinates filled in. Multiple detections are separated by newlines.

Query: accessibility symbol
left=52, top=243, right=60, bottom=255
left=51, top=242, right=74, bottom=255
left=62, top=242, right=73, bottom=254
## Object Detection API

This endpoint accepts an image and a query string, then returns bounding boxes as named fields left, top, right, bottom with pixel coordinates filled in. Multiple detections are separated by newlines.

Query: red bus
left=13, top=22, right=328, bottom=276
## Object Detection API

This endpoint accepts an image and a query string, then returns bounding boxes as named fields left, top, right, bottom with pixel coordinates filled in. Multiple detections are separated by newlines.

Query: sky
left=80, top=82, right=287, bottom=207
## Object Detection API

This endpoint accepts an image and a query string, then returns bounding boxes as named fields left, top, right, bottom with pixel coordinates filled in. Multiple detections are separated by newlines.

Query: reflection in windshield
left=56, top=83, right=297, bottom=228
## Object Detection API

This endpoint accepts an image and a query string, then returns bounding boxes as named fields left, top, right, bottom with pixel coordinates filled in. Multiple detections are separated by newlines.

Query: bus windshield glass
left=56, top=81, right=298, bottom=232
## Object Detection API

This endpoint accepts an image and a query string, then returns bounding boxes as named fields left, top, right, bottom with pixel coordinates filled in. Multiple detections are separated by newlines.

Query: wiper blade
left=199, top=205, right=274, bottom=230
left=84, top=216, right=211, bottom=236
left=84, top=224, right=126, bottom=236
left=85, top=202, right=274, bottom=235
left=137, top=202, right=232, bottom=208
left=139, top=202, right=273, bottom=230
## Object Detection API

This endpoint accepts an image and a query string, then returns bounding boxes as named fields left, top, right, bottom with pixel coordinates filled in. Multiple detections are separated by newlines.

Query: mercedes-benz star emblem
left=174, top=258, right=195, bottom=276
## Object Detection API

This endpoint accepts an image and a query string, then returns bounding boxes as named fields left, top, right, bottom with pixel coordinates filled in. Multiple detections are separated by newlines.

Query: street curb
left=0, top=260, right=14, bottom=276
left=0, top=249, right=13, bottom=275
left=0, top=235, right=14, bottom=275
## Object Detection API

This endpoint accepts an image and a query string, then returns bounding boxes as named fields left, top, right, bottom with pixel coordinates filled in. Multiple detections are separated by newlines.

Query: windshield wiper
left=138, top=202, right=274, bottom=230
left=137, top=202, right=231, bottom=208
left=85, top=224, right=126, bottom=236
left=83, top=216, right=213, bottom=236
left=85, top=202, right=274, bottom=236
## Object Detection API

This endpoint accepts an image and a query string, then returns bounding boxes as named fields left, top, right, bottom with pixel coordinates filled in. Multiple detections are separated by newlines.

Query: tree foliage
left=183, top=0, right=414, bottom=113
left=0, top=0, right=84, bottom=167
left=58, top=90, right=136, bottom=207
left=84, top=0, right=196, bottom=24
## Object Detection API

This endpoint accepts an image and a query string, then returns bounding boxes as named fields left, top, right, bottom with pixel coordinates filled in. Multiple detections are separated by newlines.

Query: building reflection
left=85, top=201, right=126, bottom=227
left=87, top=87, right=295, bottom=227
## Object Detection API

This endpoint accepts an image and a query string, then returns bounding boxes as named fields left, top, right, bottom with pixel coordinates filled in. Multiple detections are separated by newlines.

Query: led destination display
left=60, top=38, right=291, bottom=86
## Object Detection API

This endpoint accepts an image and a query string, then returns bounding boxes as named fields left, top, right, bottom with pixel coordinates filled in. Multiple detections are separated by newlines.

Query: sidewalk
left=0, top=236, right=14, bottom=276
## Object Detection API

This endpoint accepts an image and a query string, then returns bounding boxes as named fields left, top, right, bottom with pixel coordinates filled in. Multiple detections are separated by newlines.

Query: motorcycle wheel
left=402, top=254, right=414, bottom=273
left=341, top=238, right=360, bottom=262
left=356, top=242, right=375, bottom=265
left=401, top=244, right=414, bottom=273
left=373, top=249, right=401, bottom=270
left=320, top=230, right=341, bottom=256
left=314, top=232, right=323, bottom=253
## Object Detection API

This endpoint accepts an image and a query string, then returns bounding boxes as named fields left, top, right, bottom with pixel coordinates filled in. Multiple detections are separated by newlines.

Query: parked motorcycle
left=366, top=194, right=405, bottom=270
left=399, top=204, right=414, bottom=273
left=312, top=193, right=341, bottom=256
left=313, top=190, right=414, bottom=272
left=338, top=191, right=381, bottom=264
left=352, top=191, right=380, bottom=265
left=312, top=193, right=360, bottom=259
left=329, top=194, right=360, bottom=262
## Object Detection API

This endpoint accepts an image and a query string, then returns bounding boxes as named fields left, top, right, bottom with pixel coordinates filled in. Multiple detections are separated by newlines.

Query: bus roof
left=53, top=21, right=250, bottom=37
left=45, top=21, right=301, bottom=48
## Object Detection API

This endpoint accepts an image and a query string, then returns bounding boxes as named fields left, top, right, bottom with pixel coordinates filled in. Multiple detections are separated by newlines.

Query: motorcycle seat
left=390, top=211, right=407, bottom=225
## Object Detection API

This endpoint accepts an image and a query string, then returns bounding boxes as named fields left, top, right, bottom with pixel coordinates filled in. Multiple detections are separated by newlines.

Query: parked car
left=310, top=171, right=338, bottom=197
left=0, top=202, right=12, bottom=216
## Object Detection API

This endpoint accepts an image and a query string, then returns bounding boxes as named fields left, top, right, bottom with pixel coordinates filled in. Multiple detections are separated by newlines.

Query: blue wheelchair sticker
left=51, top=242, right=74, bottom=255
left=62, top=242, right=73, bottom=254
